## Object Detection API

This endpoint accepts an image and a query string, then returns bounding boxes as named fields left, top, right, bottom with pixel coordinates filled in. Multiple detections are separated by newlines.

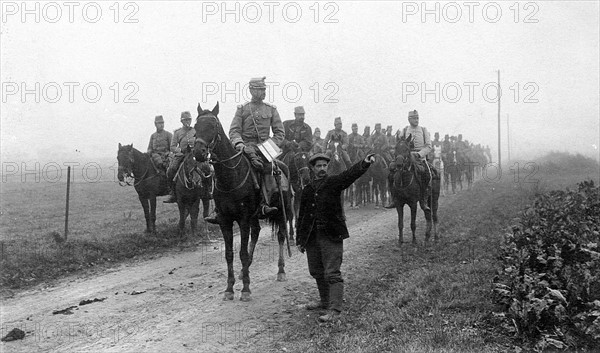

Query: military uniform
left=167, top=124, right=196, bottom=179
left=229, top=102, right=284, bottom=148
left=347, top=130, right=366, bottom=162
left=369, top=125, right=392, bottom=163
left=282, top=107, right=313, bottom=153
left=211, top=76, right=284, bottom=220
left=386, top=110, right=433, bottom=209
left=324, top=125, right=352, bottom=167
left=147, top=116, right=173, bottom=172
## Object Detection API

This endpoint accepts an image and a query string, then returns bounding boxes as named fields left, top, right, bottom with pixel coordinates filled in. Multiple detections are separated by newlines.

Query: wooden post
left=497, top=70, right=502, bottom=168
left=64, top=166, right=71, bottom=240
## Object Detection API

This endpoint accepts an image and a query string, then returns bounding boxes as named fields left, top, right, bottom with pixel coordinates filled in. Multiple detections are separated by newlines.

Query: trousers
left=306, top=229, right=344, bottom=312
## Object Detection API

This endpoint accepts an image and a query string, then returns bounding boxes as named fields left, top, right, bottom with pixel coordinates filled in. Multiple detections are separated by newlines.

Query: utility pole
left=497, top=70, right=502, bottom=167
left=507, top=113, right=510, bottom=163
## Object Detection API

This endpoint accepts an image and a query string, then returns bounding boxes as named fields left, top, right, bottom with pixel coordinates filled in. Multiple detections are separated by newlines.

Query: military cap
left=154, top=115, right=164, bottom=123
left=387, top=125, right=392, bottom=130
left=314, top=127, right=320, bottom=132
left=352, top=123, right=358, bottom=128
left=294, top=106, right=305, bottom=114
left=309, top=153, right=330, bottom=166
left=334, top=117, right=342, bottom=124
left=249, top=76, right=267, bottom=89
left=375, top=123, right=381, bottom=129
left=180, top=111, right=192, bottom=120
left=408, top=110, right=419, bottom=118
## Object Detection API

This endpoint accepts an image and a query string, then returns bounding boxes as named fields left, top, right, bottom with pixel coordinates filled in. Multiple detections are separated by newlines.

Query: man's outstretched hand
left=364, top=153, right=376, bottom=164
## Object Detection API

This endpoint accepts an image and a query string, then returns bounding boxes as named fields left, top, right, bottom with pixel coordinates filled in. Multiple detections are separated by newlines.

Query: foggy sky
left=1, top=1, right=599, bottom=167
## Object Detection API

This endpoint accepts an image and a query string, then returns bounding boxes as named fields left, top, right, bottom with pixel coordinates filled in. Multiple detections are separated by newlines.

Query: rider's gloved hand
left=235, top=142, right=245, bottom=152
left=364, top=153, right=376, bottom=164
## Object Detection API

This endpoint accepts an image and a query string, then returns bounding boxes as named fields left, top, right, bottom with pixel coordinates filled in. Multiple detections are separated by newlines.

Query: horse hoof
left=240, top=292, right=251, bottom=302
left=277, top=273, right=287, bottom=282
left=223, top=292, right=234, bottom=301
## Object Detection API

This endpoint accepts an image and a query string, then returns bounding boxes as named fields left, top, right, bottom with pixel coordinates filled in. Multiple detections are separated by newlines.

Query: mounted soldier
left=348, top=123, right=366, bottom=161
left=362, top=125, right=371, bottom=148
left=282, top=106, right=313, bottom=154
left=164, top=111, right=196, bottom=203
left=369, top=123, right=392, bottom=163
left=324, top=117, right=352, bottom=168
left=205, top=76, right=286, bottom=224
left=429, top=132, right=443, bottom=168
left=385, top=110, right=433, bottom=210
left=385, top=125, right=395, bottom=151
left=147, top=115, right=173, bottom=178
left=312, top=128, right=325, bottom=154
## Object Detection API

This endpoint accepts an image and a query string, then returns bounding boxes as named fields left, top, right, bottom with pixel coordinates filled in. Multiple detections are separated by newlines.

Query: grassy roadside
left=258, top=169, right=598, bottom=353
left=0, top=178, right=221, bottom=294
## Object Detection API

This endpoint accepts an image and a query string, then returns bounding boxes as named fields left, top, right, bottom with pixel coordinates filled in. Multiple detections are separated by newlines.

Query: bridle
left=395, top=143, right=416, bottom=188
left=292, top=152, right=310, bottom=189
left=118, top=148, right=135, bottom=186
left=194, top=114, right=250, bottom=193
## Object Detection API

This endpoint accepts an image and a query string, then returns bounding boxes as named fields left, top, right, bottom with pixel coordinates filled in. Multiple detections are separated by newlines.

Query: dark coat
left=296, top=160, right=371, bottom=247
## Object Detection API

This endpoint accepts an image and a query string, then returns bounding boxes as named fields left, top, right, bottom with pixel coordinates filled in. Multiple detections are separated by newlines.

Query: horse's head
left=294, top=151, right=311, bottom=187
left=193, top=102, right=220, bottom=162
left=332, top=142, right=340, bottom=161
left=394, top=134, right=415, bottom=169
left=117, top=143, right=134, bottom=182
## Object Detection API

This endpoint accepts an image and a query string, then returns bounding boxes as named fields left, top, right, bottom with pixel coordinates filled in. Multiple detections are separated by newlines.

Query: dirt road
left=1, top=203, right=436, bottom=353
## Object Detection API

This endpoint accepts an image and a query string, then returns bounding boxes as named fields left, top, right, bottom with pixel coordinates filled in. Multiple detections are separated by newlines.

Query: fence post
left=64, top=166, right=71, bottom=240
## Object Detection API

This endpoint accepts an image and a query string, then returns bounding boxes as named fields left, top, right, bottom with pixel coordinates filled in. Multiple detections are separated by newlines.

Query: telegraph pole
left=497, top=70, right=502, bottom=167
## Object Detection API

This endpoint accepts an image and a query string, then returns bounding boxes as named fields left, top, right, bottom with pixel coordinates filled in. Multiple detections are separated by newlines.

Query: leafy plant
left=494, top=180, right=600, bottom=350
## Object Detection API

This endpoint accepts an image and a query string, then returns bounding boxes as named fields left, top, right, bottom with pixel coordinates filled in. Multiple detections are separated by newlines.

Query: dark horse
left=174, top=149, right=213, bottom=237
left=390, top=135, right=440, bottom=245
left=193, top=102, right=293, bottom=301
left=279, top=150, right=311, bottom=241
left=117, top=143, right=169, bottom=233
left=326, top=142, right=347, bottom=176
left=369, top=153, right=388, bottom=209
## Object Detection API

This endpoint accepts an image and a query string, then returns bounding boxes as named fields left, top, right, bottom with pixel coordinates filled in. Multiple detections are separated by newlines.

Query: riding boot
left=258, top=172, right=278, bottom=219
left=204, top=208, right=221, bottom=225
left=384, top=170, right=397, bottom=209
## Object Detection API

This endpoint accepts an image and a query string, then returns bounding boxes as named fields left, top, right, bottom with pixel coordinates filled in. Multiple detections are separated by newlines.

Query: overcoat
left=296, top=160, right=370, bottom=247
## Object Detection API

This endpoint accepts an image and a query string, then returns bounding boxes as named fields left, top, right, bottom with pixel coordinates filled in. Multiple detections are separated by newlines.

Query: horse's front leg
left=421, top=198, right=432, bottom=243
left=220, top=221, right=235, bottom=301
left=396, top=203, right=404, bottom=246
left=277, top=218, right=288, bottom=282
left=410, top=201, right=418, bottom=244
left=177, top=202, right=187, bottom=237
left=238, top=220, right=253, bottom=302
left=150, top=197, right=157, bottom=233
left=190, top=198, right=200, bottom=237
left=138, top=196, right=151, bottom=233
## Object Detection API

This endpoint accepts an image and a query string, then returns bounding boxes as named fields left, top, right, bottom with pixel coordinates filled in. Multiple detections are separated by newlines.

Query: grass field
left=0, top=164, right=218, bottom=291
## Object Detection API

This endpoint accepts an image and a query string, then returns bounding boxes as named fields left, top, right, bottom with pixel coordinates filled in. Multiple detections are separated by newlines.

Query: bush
left=494, top=180, right=600, bottom=351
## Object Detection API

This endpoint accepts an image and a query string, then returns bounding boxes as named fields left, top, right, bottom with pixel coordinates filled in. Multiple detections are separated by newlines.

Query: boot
left=259, top=204, right=278, bottom=218
left=319, top=282, right=343, bottom=322
left=257, top=171, right=278, bottom=218
left=204, top=208, right=221, bottom=225
left=306, top=278, right=329, bottom=310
